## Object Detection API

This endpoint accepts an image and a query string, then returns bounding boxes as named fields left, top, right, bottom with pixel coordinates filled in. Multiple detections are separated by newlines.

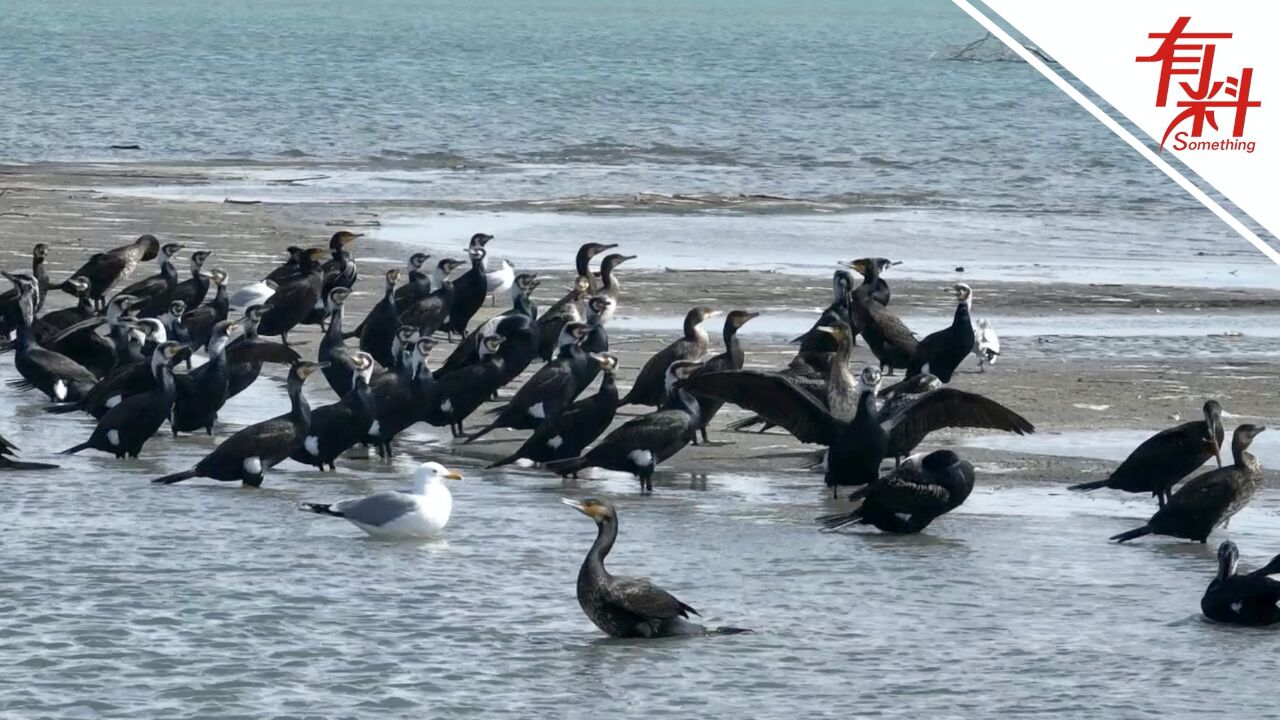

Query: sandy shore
left=3, top=162, right=1277, bottom=488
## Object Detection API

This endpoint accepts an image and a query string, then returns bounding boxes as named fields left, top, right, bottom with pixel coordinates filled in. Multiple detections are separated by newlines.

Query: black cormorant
left=181, top=268, right=230, bottom=352
left=291, top=351, right=377, bottom=470
left=3, top=272, right=98, bottom=402
left=428, top=332, right=508, bottom=438
left=442, top=245, right=490, bottom=338
left=399, top=258, right=465, bottom=337
left=0, top=243, right=50, bottom=337
left=436, top=273, right=540, bottom=378
left=619, top=306, right=718, bottom=408
left=392, top=252, right=432, bottom=309
left=1070, top=400, right=1224, bottom=506
left=688, top=310, right=757, bottom=444
left=907, top=283, right=975, bottom=383
left=1202, top=541, right=1280, bottom=626
left=171, top=319, right=240, bottom=435
left=223, top=305, right=302, bottom=399
left=118, top=241, right=182, bottom=316
left=152, top=361, right=328, bottom=487
left=156, top=249, right=212, bottom=317
left=563, top=498, right=749, bottom=638
left=358, top=268, right=402, bottom=368
left=852, top=281, right=917, bottom=375
left=318, top=287, right=359, bottom=396
left=537, top=242, right=617, bottom=359
left=817, top=449, right=976, bottom=533
left=844, top=257, right=899, bottom=307
left=258, top=247, right=326, bottom=346
left=60, top=342, right=190, bottom=458
left=490, top=354, right=619, bottom=469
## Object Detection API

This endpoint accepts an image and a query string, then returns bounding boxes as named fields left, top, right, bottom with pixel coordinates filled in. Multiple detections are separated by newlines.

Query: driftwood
left=223, top=198, right=262, bottom=205
left=266, top=175, right=331, bottom=185
left=109, top=144, right=142, bottom=150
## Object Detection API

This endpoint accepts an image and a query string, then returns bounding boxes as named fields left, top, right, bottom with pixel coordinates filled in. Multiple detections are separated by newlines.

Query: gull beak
left=445, top=470, right=463, bottom=480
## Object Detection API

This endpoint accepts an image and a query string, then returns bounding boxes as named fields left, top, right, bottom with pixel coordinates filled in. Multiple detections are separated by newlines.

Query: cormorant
left=302, top=461, right=463, bottom=538
left=365, top=333, right=429, bottom=456
left=160, top=249, right=213, bottom=316
left=817, top=450, right=976, bottom=533
left=291, top=351, right=377, bottom=470
left=152, top=360, right=328, bottom=487
left=1201, top=541, right=1280, bottom=626
left=619, top=306, right=718, bottom=408
left=973, top=318, right=1000, bottom=371
left=264, top=246, right=307, bottom=284
left=852, top=280, right=917, bottom=375
left=1112, top=424, right=1266, bottom=544
left=309, top=231, right=361, bottom=325
left=907, top=283, right=975, bottom=383
left=58, top=234, right=160, bottom=309
left=318, top=287, right=359, bottom=396
left=597, top=252, right=635, bottom=303
left=435, top=272, right=539, bottom=378
left=392, top=252, right=432, bottom=309
left=170, top=319, right=240, bottom=435
left=536, top=242, right=617, bottom=359
left=428, top=332, right=508, bottom=438
left=399, top=258, right=465, bottom=338
left=441, top=245, right=490, bottom=338
left=182, top=268, right=230, bottom=351
left=1070, top=400, right=1224, bottom=506
left=489, top=354, right=619, bottom=469
left=0, top=243, right=50, bottom=337
left=549, top=360, right=703, bottom=493
left=258, top=247, right=326, bottom=346
left=117, top=241, right=182, bottom=316
left=0, top=430, right=58, bottom=471
left=463, top=321, right=593, bottom=443
left=688, top=310, right=757, bottom=444
left=683, top=323, right=1033, bottom=496
left=358, top=268, right=402, bottom=368
left=574, top=294, right=616, bottom=393
left=158, top=300, right=193, bottom=358
left=792, top=270, right=857, bottom=350
left=844, top=257, right=899, bottom=307
left=3, top=272, right=98, bottom=402
left=43, top=319, right=169, bottom=418
left=60, top=342, right=190, bottom=458
left=563, top=498, right=750, bottom=637
left=223, top=304, right=302, bottom=399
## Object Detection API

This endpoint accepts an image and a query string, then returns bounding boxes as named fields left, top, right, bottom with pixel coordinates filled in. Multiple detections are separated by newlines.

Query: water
left=1, top=359, right=1280, bottom=718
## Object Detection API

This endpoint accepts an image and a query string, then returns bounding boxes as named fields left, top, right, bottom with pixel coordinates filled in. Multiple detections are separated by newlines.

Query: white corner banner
left=958, top=1, right=1278, bottom=258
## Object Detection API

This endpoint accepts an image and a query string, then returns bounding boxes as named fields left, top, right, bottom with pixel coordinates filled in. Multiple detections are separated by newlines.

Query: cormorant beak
left=561, top=498, right=600, bottom=519
left=889, top=260, right=903, bottom=266
left=815, top=325, right=836, bottom=335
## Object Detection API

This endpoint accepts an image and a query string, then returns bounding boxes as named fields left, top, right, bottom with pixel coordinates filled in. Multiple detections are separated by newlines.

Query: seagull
left=972, top=318, right=1000, bottom=371
left=486, top=259, right=515, bottom=306
left=229, top=280, right=277, bottom=310
left=300, top=461, right=463, bottom=538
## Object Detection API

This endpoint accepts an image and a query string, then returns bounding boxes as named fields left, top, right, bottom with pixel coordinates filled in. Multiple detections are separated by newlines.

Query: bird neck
left=288, top=376, right=312, bottom=424
left=1232, top=439, right=1255, bottom=468
left=325, top=305, right=345, bottom=341
left=684, top=316, right=706, bottom=343
left=584, top=518, right=617, bottom=579
left=952, top=300, right=971, bottom=327
left=383, top=280, right=396, bottom=303
left=411, top=474, right=442, bottom=495
left=723, top=324, right=743, bottom=365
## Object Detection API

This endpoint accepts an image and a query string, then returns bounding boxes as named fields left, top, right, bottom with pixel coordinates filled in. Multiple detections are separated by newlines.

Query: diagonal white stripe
left=952, top=0, right=1280, bottom=267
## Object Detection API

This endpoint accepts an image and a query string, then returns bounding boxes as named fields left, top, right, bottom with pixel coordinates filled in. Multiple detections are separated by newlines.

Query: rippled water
left=3, top=355, right=1280, bottom=718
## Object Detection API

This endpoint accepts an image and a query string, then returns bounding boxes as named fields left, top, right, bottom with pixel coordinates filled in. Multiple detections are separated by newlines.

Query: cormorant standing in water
left=358, top=268, right=402, bottom=368
left=435, top=272, right=539, bottom=378
left=573, top=294, right=616, bottom=393
left=688, top=310, right=757, bottom=445
left=489, top=354, right=619, bottom=469
left=60, top=342, right=190, bottom=458
left=907, top=283, right=975, bottom=383
left=119, top=242, right=182, bottom=317
left=291, top=352, right=377, bottom=470
left=0, top=243, right=50, bottom=337
left=563, top=498, right=750, bottom=638
left=817, top=450, right=976, bottom=533
left=182, top=268, right=230, bottom=351
left=58, top=234, right=160, bottom=310
left=318, top=287, right=360, bottom=396
left=1112, top=424, right=1267, bottom=544
left=43, top=319, right=168, bottom=419
left=463, top=322, right=593, bottom=443
left=307, top=231, right=360, bottom=326
left=1070, top=400, right=1224, bottom=506
left=399, top=258, right=465, bottom=338
left=258, top=247, right=326, bottom=346
left=171, top=319, right=240, bottom=436
left=441, top=244, right=490, bottom=339
left=1202, top=541, right=1280, bottom=626
left=620, top=306, right=718, bottom=408
left=3, top=272, right=98, bottom=402
left=428, top=332, right=508, bottom=438
left=152, top=361, right=328, bottom=487
left=154, top=249, right=212, bottom=317
left=223, top=305, right=301, bottom=399
left=549, top=360, right=703, bottom=493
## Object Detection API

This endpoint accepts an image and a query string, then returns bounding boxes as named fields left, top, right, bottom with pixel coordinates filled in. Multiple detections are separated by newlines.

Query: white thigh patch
left=53, top=379, right=67, bottom=401
left=243, top=456, right=262, bottom=475
left=368, top=421, right=381, bottom=437
left=304, top=436, right=319, bottom=457
left=107, top=429, right=120, bottom=447
left=441, top=399, right=453, bottom=413
left=547, top=436, right=564, bottom=450
left=530, top=402, right=545, bottom=419
left=627, top=450, right=654, bottom=468
left=106, top=394, right=123, bottom=409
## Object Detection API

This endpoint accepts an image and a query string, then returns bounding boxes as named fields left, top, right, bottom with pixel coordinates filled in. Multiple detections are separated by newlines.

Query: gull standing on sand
left=300, top=461, right=463, bottom=538
left=486, top=258, right=515, bottom=306
left=972, top=318, right=999, bottom=371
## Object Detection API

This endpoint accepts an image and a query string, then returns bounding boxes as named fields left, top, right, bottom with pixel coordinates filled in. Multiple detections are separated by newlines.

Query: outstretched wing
left=608, top=575, right=698, bottom=620
left=682, top=369, right=838, bottom=445
left=884, top=388, right=1034, bottom=455
left=225, top=339, right=301, bottom=366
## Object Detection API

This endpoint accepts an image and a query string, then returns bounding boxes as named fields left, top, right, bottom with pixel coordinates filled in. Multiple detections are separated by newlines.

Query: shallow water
left=4, top=362, right=1280, bottom=718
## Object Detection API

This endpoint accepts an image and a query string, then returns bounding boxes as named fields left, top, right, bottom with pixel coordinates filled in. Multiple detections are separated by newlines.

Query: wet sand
left=3, top=163, right=1279, bottom=489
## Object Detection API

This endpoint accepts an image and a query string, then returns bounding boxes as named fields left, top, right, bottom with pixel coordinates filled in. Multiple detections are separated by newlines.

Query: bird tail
left=6, top=378, right=34, bottom=391
left=487, top=452, right=520, bottom=469
left=709, top=626, right=754, bottom=636
left=44, top=402, right=82, bottom=415
left=462, top=422, right=500, bottom=445
left=0, top=457, right=60, bottom=471
left=152, top=468, right=198, bottom=485
left=544, top=456, right=587, bottom=477
left=816, top=506, right=866, bottom=532
left=726, top=415, right=768, bottom=433
left=1255, top=553, right=1280, bottom=577
left=59, top=442, right=92, bottom=456
left=1110, top=525, right=1153, bottom=543
left=1067, top=479, right=1109, bottom=492
left=301, top=502, right=344, bottom=518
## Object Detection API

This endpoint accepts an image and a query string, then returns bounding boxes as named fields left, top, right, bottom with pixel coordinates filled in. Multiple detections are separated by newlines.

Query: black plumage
left=291, top=351, right=377, bottom=470
left=308, top=231, right=361, bottom=326
left=118, top=242, right=183, bottom=317
left=160, top=250, right=213, bottom=317
left=170, top=319, right=240, bottom=436
left=318, top=287, right=359, bottom=396
left=258, top=247, right=327, bottom=346
left=619, top=306, right=717, bottom=408
left=392, top=252, right=432, bottom=309
left=436, top=273, right=539, bottom=378
left=441, top=245, right=490, bottom=338
left=358, top=268, right=402, bottom=368
left=1112, top=424, right=1267, bottom=544
left=399, top=258, right=464, bottom=337
left=689, top=310, right=757, bottom=444
left=817, top=450, right=976, bottom=533
left=1070, top=400, right=1224, bottom=505
left=43, top=318, right=168, bottom=418
left=1202, top=541, right=1280, bottom=626
left=489, top=354, right=619, bottom=469
left=536, top=242, right=617, bottom=360
left=58, top=234, right=160, bottom=309
left=563, top=498, right=749, bottom=638
left=0, top=244, right=50, bottom=337
left=60, top=342, right=189, bottom=458
left=427, top=334, right=508, bottom=438
left=152, top=361, right=327, bottom=487
left=181, top=268, right=230, bottom=351
left=907, top=283, right=975, bottom=383
left=852, top=279, right=917, bottom=375
left=3, top=272, right=98, bottom=402
left=223, top=305, right=302, bottom=399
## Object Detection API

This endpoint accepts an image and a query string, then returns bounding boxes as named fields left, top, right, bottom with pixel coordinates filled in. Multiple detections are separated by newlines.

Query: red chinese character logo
left=1137, top=17, right=1260, bottom=152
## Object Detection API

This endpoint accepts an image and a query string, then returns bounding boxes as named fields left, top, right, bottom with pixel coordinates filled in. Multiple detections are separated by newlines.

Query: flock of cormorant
left=0, top=232, right=1275, bottom=635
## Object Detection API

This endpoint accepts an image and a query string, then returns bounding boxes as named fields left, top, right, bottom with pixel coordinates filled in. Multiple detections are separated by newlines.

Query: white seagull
left=972, top=318, right=1000, bottom=371
left=301, top=461, right=463, bottom=538
left=485, top=259, right=515, bottom=306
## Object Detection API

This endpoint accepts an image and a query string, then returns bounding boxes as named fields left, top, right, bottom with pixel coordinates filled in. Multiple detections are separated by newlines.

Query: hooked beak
left=560, top=498, right=590, bottom=515
left=815, top=325, right=836, bottom=335
left=889, top=260, right=903, bottom=266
